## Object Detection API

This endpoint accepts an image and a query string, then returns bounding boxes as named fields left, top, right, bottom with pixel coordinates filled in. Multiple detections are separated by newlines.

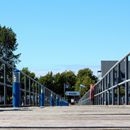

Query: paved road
left=0, top=105, right=130, bottom=129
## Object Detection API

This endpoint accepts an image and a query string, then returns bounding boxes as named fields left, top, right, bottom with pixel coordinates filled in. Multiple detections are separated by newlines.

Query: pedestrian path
left=0, top=105, right=130, bottom=129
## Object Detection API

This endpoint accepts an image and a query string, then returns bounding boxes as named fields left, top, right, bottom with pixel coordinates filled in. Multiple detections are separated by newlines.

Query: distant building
left=101, top=61, right=118, bottom=77
left=101, top=60, right=130, bottom=81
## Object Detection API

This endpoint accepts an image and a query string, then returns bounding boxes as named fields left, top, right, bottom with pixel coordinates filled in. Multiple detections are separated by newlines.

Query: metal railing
left=79, top=52, right=130, bottom=105
left=0, top=58, right=66, bottom=107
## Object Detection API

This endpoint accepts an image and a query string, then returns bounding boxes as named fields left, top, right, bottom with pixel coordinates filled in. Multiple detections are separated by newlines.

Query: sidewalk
left=0, top=105, right=130, bottom=129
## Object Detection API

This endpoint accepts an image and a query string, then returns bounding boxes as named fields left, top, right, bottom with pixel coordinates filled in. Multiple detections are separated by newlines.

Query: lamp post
left=80, top=84, right=87, bottom=97
left=64, top=84, right=66, bottom=100
left=64, top=83, right=69, bottom=100
left=80, top=84, right=86, bottom=88
left=97, top=70, right=102, bottom=80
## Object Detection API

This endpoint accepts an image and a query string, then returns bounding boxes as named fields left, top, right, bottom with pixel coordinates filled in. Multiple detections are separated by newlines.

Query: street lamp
left=97, top=70, right=102, bottom=80
left=80, top=84, right=86, bottom=88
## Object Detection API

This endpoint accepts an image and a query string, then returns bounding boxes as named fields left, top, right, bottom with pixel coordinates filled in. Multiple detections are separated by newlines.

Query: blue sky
left=0, top=0, right=130, bottom=76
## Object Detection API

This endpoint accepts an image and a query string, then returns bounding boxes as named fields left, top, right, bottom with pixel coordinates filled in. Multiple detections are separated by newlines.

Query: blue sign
left=65, top=91, right=80, bottom=96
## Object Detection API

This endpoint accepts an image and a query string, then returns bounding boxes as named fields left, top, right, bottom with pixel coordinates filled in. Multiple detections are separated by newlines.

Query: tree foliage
left=0, top=26, right=20, bottom=100
left=0, top=25, right=21, bottom=65
left=39, top=72, right=53, bottom=88
left=38, top=69, right=97, bottom=97
left=75, top=68, right=97, bottom=96
left=0, top=25, right=20, bottom=89
left=39, top=71, right=76, bottom=96
left=22, top=67, right=36, bottom=79
left=21, top=67, right=37, bottom=90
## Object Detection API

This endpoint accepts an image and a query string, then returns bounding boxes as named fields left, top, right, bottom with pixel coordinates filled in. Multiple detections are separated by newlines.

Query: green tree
left=75, top=68, right=97, bottom=96
left=39, top=71, right=76, bottom=96
left=39, top=69, right=97, bottom=97
left=53, top=73, right=64, bottom=96
left=39, top=72, right=54, bottom=91
left=21, top=67, right=37, bottom=91
left=54, top=71, right=76, bottom=96
left=0, top=26, right=21, bottom=84
left=22, top=67, right=36, bottom=79
left=0, top=26, right=20, bottom=101
left=61, top=71, right=76, bottom=88
left=0, top=26, right=21, bottom=64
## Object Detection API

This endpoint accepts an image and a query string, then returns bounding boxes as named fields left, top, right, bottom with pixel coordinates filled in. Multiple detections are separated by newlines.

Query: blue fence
left=0, top=58, right=68, bottom=107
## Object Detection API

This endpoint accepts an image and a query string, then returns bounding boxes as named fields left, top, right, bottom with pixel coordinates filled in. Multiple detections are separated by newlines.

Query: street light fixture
left=80, top=84, right=86, bottom=89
